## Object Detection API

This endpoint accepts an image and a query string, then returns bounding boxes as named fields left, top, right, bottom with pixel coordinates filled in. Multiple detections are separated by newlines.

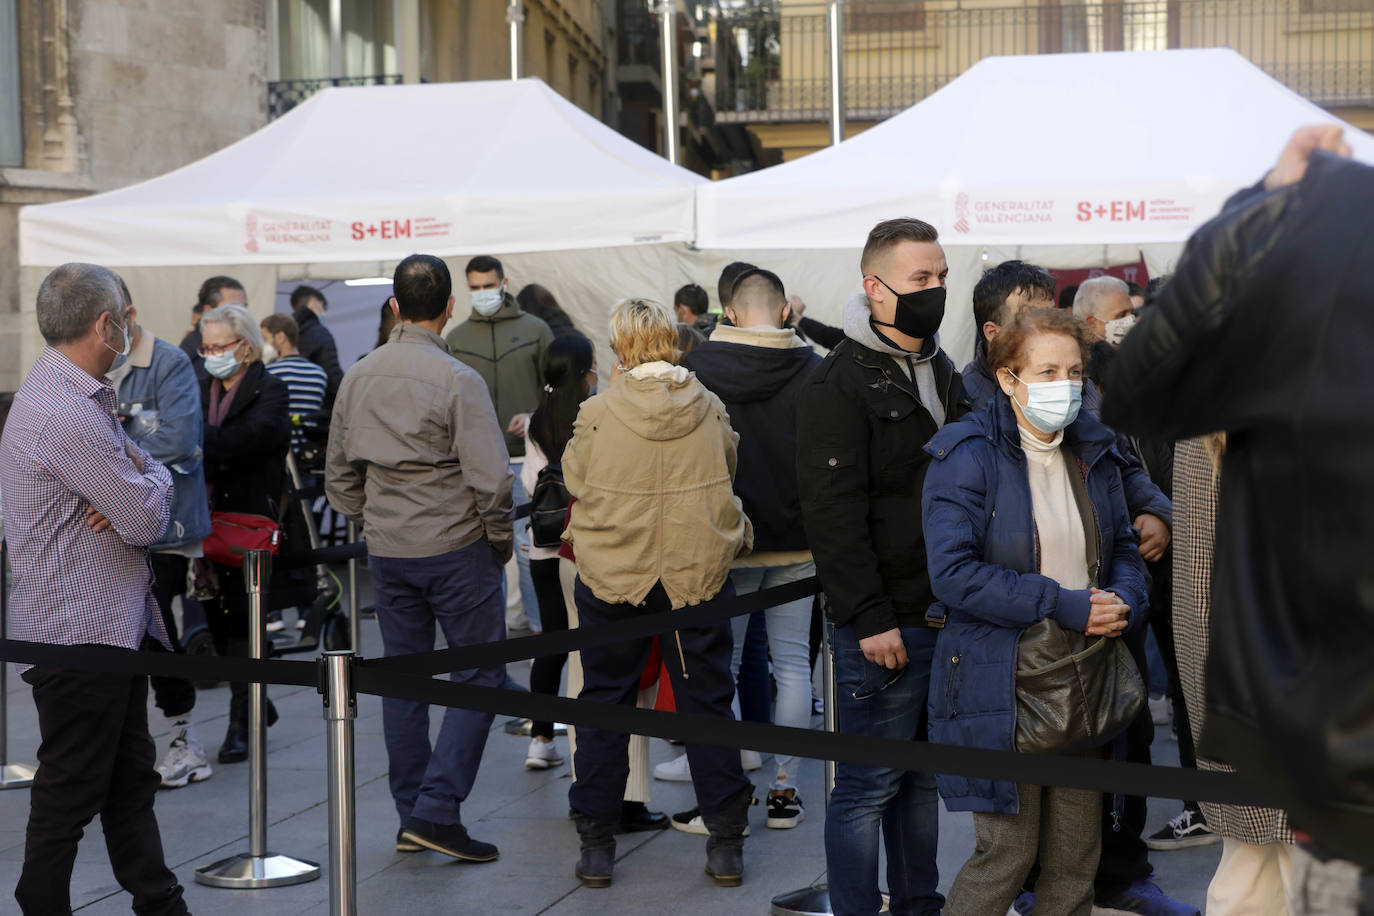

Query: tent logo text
left=351, top=220, right=412, bottom=241
left=1077, top=200, right=1146, bottom=223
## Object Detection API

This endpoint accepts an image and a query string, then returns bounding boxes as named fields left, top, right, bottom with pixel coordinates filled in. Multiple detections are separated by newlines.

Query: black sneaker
left=766, top=789, right=805, bottom=829
left=1145, top=806, right=1220, bottom=851
left=395, top=828, right=422, bottom=853
left=400, top=816, right=499, bottom=862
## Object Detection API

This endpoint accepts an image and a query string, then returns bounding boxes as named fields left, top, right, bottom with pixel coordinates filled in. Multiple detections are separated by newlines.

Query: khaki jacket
left=562, top=363, right=753, bottom=609
left=326, top=324, right=514, bottom=559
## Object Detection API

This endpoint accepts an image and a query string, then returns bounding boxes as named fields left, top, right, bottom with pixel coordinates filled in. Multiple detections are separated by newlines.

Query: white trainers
left=525, top=738, right=564, bottom=770
left=655, top=749, right=762, bottom=782
left=158, top=732, right=212, bottom=789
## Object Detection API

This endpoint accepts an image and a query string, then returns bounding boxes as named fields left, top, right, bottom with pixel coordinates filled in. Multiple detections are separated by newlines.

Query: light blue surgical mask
left=204, top=350, right=241, bottom=380
left=1008, top=372, right=1082, bottom=434
left=470, top=288, right=504, bottom=316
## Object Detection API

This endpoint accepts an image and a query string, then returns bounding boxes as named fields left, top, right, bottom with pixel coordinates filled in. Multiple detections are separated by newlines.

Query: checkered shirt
left=1, top=348, right=174, bottom=672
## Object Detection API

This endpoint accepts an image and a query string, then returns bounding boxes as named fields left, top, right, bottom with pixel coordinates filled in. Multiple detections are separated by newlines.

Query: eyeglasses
left=197, top=339, right=242, bottom=358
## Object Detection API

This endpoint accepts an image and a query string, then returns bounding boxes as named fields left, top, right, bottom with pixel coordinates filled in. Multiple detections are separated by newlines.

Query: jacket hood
left=927, top=388, right=1117, bottom=467
left=685, top=335, right=817, bottom=404
left=601, top=370, right=714, bottom=441
left=467, top=292, right=524, bottom=323
left=293, top=306, right=321, bottom=332
left=842, top=293, right=938, bottom=362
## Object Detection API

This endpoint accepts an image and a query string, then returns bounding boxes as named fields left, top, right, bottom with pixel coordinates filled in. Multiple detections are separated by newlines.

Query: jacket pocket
left=946, top=652, right=964, bottom=717
left=809, top=447, right=857, bottom=471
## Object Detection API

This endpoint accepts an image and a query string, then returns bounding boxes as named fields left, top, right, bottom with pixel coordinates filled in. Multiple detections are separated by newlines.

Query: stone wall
left=0, top=0, right=270, bottom=392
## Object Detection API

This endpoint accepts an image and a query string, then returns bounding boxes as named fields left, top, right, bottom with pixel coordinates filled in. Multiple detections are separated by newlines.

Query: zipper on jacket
left=674, top=631, right=690, bottom=680
left=489, top=322, right=500, bottom=411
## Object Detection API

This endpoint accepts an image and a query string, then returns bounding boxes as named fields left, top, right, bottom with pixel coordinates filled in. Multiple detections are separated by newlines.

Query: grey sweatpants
left=945, top=783, right=1101, bottom=916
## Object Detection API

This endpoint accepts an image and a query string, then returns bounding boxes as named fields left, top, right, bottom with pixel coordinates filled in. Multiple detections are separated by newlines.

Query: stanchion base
left=769, top=886, right=889, bottom=916
left=195, top=852, right=320, bottom=889
left=0, top=763, right=37, bottom=789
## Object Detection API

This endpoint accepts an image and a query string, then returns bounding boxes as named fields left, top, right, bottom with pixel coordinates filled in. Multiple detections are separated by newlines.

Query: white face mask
left=261, top=343, right=280, bottom=364
left=104, top=315, right=132, bottom=371
left=1007, top=371, right=1083, bottom=434
left=470, top=287, right=504, bottom=317
left=1104, top=312, right=1138, bottom=346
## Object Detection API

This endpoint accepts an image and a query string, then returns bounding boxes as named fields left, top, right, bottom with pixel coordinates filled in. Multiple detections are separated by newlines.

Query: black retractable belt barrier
left=0, top=571, right=1276, bottom=810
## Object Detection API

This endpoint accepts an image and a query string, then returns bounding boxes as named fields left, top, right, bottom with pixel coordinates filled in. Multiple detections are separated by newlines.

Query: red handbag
left=203, top=511, right=281, bottom=568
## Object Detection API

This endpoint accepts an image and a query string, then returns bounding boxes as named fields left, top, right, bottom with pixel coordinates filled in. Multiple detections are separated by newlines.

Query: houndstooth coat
left=1172, top=437, right=1292, bottom=846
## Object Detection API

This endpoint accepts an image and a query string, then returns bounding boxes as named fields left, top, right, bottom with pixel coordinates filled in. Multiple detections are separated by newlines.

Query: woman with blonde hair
left=196, top=303, right=291, bottom=763
left=563, top=297, right=754, bottom=889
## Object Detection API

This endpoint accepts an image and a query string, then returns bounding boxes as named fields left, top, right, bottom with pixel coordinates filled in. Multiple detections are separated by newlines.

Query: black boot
left=573, top=813, right=616, bottom=888
left=703, top=786, right=752, bottom=887
left=218, top=681, right=248, bottom=764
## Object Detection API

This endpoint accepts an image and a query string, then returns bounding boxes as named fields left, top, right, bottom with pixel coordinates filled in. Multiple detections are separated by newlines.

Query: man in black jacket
left=796, top=218, right=966, bottom=916
left=1103, top=126, right=1374, bottom=903
left=290, top=285, right=344, bottom=403
left=684, top=267, right=821, bottom=830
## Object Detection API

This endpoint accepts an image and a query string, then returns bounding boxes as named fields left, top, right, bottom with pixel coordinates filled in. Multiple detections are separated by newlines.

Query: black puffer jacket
left=293, top=306, right=344, bottom=402
left=1102, top=152, right=1374, bottom=868
left=200, top=362, right=291, bottom=522
left=797, top=326, right=969, bottom=640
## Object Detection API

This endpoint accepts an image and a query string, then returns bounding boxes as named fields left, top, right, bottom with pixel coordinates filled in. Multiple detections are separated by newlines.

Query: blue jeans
left=730, top=562, right=816, bottom=786
left=370, top=539, right=505, bottom=827
left=510, top=461, right=540, bottom=631
left=825, top=623, right=943, bottom=916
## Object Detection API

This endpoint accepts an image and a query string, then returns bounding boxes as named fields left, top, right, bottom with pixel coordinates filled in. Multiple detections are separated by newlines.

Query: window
left=275, top=0, right=397, bottom=81
left=1, top=0, right=21, bottom=166
left=1300, top=0, right=1371, bottom=11
left=848, top=0, right=925, bottom=33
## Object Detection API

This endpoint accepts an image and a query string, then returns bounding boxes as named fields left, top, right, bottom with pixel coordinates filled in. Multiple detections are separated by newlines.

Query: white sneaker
left=655, top=749, right=761, bottom=782
left=158, top=732, right=212, bottom=788
left=525, top=738, right=564, bottom=770
left=654, top=751, right=692, bottom=782
left=1148, top=694, right=1172, bottom=727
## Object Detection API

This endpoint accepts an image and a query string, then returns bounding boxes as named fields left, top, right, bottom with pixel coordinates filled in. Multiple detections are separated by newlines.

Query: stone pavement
left=0, top=569, right=1222, bottom=914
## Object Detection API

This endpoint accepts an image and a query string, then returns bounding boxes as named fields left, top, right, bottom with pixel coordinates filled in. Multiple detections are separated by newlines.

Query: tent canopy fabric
left=19, top=78, right=704, bottom=268
left=695, top=49, right=1374, bottom=251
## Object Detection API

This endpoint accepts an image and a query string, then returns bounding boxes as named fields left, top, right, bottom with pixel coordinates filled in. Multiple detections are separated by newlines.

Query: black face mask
left=871, top=277, right=946, bottom=339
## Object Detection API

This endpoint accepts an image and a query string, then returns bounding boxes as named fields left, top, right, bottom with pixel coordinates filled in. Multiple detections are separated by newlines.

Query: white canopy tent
left=16, top=78, right=705, bottom=372
left=695, top=49, right=1374, bottom=367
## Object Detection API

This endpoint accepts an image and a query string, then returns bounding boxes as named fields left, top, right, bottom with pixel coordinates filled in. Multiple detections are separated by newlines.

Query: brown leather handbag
left=1013, top=619, right=1145, bottom=755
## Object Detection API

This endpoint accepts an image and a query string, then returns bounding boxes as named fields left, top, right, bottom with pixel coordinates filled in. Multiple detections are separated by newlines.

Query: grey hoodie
left=842, top=293, right=946, bottom=428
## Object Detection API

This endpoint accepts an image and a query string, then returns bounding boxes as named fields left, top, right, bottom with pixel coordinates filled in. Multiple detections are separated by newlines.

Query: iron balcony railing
left=268, top=75, right=404, bottom=120
left=712, top=0, right=1374, bottom=123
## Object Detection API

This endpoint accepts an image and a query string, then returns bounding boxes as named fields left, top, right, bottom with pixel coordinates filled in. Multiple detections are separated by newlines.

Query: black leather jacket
left=1102, top=152, right=1374, bottom=868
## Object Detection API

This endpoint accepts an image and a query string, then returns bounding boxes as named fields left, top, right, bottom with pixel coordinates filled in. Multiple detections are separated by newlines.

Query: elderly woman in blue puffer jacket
left=921, top=307, right=1148, bottom=916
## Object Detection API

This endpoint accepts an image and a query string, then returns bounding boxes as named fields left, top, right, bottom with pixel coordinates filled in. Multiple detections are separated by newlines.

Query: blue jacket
left=962, top=348, right=1172, bottom=527
left=116, top=335, right=212, bottom=551
left=921, top=394, right=1149, bottom=814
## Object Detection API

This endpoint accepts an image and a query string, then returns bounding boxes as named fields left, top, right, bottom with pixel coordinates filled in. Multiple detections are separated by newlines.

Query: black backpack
left=529, top=462, right=572, bottom=549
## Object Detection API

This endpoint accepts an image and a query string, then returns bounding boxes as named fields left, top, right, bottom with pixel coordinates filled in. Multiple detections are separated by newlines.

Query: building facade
left=0, top=0, right=270, bottom=393
left=710, top=0, right=1374, bottom=162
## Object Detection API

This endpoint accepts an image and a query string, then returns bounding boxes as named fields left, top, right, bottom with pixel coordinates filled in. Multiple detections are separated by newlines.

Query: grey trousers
left=945, top=783, right=1101, bottom=916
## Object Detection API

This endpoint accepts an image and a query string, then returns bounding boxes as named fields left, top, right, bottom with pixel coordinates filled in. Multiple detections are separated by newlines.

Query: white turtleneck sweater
left=1018, top=424, right=1091, bottom=589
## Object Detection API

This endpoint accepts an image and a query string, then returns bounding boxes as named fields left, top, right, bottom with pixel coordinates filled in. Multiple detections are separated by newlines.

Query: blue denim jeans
left=730, top=562, right=816, bottom=787
left=370, top=539, right=506, bottom=827
left=509, top=461, right=540, bottom=631
left=825, top=623, right=943, bottom=916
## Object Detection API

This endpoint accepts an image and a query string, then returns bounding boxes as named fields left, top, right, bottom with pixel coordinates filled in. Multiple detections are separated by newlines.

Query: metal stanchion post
left=347, top=521, right=361, bottom=654
left=322, top=651, right=357, bottom=916
left=0, top=540, right=37, bottom=789
left=197, top=549, right=320, bottom=889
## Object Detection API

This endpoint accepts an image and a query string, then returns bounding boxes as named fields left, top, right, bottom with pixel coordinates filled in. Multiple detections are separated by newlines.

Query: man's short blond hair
left=609, top=297, right=681, bottom=369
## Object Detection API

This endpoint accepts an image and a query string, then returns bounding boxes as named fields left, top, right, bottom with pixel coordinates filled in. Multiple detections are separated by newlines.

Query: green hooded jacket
left=444, top=293, right=553, bottom=457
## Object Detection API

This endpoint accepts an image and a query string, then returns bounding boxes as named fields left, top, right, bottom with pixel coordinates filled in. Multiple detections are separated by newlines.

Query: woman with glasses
left=562, top=297, right=754, bottom=889
left=921, top=307, right=1148, bottom=916
left=196, top=303, right=291, bottom=764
